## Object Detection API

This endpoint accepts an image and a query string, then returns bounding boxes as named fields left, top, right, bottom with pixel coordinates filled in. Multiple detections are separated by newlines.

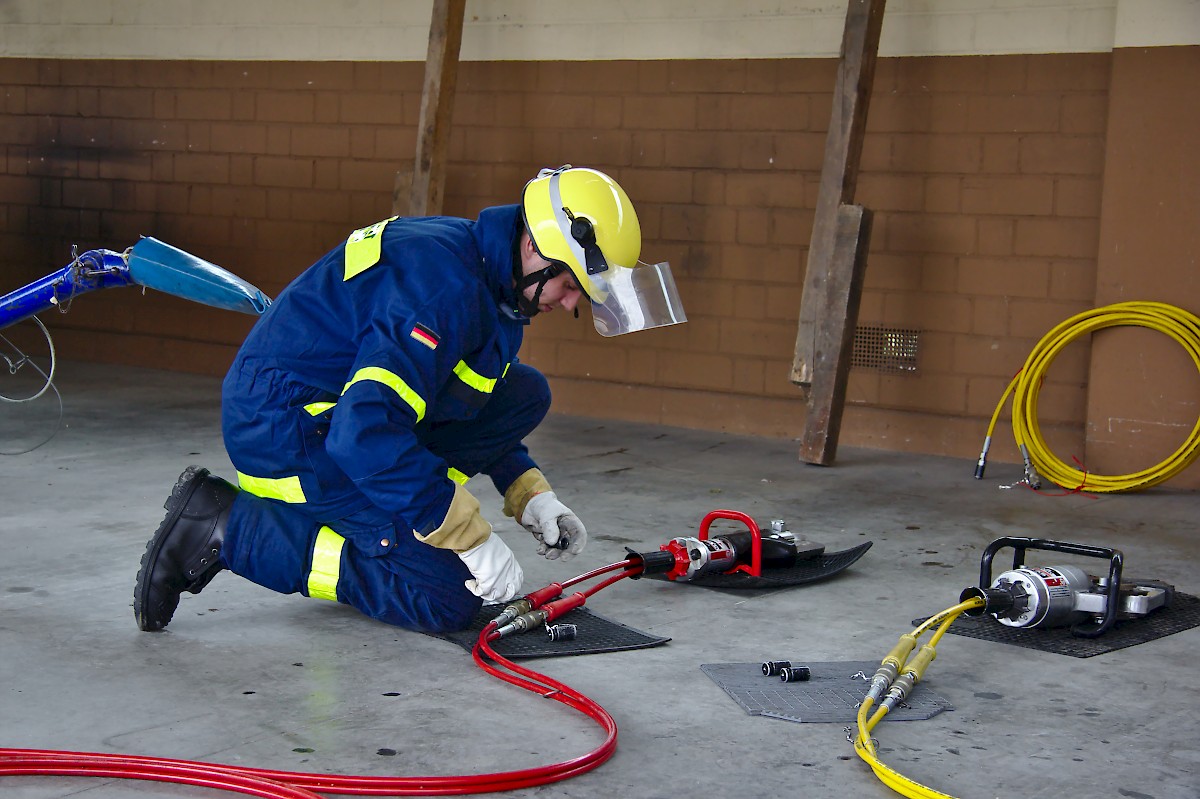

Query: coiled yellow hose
left=981, top=301, right=1200, bottom=492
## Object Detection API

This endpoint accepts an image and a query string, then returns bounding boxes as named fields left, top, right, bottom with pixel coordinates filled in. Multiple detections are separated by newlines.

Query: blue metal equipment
left=0, top=237, right=271, bottom=330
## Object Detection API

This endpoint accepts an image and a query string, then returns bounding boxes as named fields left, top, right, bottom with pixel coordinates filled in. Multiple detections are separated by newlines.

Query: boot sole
left=133, top=465, right=207, bottom=631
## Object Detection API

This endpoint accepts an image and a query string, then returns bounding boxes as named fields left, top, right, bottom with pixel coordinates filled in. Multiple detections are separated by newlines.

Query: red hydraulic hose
left=561, top=558, right=639, bottom=589
left=0, top=564, right=638, bottom=797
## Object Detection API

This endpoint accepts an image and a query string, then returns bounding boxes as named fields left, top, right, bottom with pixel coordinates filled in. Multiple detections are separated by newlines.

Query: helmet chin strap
left=514, top=262, right=564, bottom=318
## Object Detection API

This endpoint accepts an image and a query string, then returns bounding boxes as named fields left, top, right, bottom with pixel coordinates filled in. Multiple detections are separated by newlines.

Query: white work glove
left=457, top=534, right=524, bottom=602
left=519, top=492, right=588, bottom=561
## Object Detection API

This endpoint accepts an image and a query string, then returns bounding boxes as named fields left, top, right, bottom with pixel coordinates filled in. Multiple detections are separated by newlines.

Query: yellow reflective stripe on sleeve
left=344, top=216, right=398, bottom=281
left=237, top=471, right=307, bottom=504
left=502, top=362, right=511, bottom=378
left=343, top=366, right=426, bottom=422
left=307, top=526, right=345, bottom=601
left=304, top=401, right=336, bottom=415
left=447, top=467, right=470, bottom=485
left=453, top=360, right=497, bottom=394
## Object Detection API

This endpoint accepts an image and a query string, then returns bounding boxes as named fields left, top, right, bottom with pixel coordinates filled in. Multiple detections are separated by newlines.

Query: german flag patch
left=410, top=322, right=439, bottom=350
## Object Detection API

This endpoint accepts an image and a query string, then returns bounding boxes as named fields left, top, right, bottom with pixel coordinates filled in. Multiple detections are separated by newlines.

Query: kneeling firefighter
left=133, top=165, right=687, bottom=634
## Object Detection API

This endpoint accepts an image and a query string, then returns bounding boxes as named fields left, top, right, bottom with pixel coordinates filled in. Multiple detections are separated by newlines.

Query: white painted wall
left=0, top=0, right=1195, bottom=61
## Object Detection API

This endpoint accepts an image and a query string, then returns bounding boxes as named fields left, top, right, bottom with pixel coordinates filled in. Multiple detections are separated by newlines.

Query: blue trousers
left=220, top=364, right=551, bottom=633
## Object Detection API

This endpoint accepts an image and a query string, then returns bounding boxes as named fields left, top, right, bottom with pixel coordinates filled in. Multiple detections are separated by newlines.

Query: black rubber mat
left=912, top=592, right=1200, bottom=658
left=434, top=604, right=670, bottom=659
left=649, top=541, right=872, bottom=591
left=700, top=660, right=954, bottom=724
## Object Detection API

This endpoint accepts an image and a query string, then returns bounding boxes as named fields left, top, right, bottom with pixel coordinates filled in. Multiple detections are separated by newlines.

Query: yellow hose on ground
left=854, top=599, right=983, bottom=799
left=981, top=301, right=1200, bottom=492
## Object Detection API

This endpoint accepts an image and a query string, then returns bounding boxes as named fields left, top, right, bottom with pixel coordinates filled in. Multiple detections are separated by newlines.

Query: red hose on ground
left=0, top=567, right=638, bottom=797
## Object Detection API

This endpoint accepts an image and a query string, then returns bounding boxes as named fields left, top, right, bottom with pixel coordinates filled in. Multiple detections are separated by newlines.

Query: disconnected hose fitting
left=1019, top=444, right=1043, bottom=490
left=974, top=436, right=991, bottom=480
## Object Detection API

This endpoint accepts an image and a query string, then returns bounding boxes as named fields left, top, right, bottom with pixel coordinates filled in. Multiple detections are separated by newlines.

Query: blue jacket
left=222, top=205, right=533, bottom=546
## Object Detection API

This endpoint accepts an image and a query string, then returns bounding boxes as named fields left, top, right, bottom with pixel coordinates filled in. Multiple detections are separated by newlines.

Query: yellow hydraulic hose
left=854, top=598, right=983, bottom=799
left=979, top=301, right=1200, bottom=492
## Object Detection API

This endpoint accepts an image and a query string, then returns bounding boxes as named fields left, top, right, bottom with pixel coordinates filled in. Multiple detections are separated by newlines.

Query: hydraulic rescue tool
left=627, top=509, right=826, bottom=582
left=854, top=536, right=1177, bottom=799
left=958, top=536, right=1173, bottom=638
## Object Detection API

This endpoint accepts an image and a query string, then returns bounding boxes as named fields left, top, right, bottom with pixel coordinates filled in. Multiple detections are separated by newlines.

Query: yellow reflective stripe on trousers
left=307, top=526, right=345, bottom=601
left=237, top=403, right=331, bottom=503
left=237, top=472, right=307, bottom=504
left=453, top=360, right=497, bottom=394
left=447, top=467, right=469, bottom=485
left=343, top=366, right=426, bottom=422
left=344, top=216, right=397, bottom=281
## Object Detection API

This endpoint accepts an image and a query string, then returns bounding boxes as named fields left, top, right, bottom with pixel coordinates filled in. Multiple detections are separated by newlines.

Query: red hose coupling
left=526, top=582, right=564, bottom=609
left=542, top=592, right=587, bottom=623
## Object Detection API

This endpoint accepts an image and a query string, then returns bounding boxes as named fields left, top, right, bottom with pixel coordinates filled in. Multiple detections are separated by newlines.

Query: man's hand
left=519, top=492, right=588, bottom=561
left=458, top=534, right=523, bottom=601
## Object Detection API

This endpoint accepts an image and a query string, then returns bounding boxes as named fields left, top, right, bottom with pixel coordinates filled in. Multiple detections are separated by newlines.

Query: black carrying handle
left=977, top=537, right=1125, bottom=639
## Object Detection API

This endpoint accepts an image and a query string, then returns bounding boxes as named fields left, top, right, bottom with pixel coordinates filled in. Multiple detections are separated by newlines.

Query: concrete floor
left=1, top=361, right=1197, bottom=799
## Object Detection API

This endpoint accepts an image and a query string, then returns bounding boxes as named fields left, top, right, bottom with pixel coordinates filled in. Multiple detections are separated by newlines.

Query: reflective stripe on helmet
left=307, top=526, right=345, bottom=601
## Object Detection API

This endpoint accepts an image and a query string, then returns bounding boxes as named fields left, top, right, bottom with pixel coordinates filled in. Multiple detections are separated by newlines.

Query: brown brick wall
left=2, top=51, right=1196, bottom=488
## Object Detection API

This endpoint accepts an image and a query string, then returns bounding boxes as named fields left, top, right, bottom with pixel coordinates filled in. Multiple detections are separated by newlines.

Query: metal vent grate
left=852, top=325, right=921, bottom=372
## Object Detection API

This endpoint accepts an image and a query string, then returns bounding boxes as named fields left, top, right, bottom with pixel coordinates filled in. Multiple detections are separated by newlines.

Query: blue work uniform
left=218, top=204, right=550, bottom=632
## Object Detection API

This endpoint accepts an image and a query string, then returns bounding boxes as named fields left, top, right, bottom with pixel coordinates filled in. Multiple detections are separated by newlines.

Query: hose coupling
left=495, top=609, right=548, bottom=639
left=974, top=436, right=992, bottom=480
left=904, top=644, right=937, bottom=684
left=491, top=597, right=533, bottom=626
left=881, top=633, right=917, bottom=674
left=1019, top=444, right=1042, bottom=490
left=865, top=659, right=900, bottom=705
left=881, top=672, right=917, bottom=712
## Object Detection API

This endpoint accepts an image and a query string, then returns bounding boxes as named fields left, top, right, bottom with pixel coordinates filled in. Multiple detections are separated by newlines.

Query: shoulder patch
left=410, top=322, right=440, bottom=350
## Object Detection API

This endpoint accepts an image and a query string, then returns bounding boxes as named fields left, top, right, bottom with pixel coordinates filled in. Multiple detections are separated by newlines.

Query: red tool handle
left=698, top=509, right=764, bottom=577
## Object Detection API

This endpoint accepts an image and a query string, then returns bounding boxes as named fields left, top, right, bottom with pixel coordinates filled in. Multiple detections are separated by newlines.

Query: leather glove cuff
left=502, top=467, right=552, bottom=522
left=414, top=482, right=491, bottom=553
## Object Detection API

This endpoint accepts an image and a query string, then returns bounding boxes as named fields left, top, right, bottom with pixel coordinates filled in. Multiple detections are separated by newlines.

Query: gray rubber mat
left=435, top=605, right=670, bottom=659
left=649, top=541, right=872, bottom=591
left=700, top=660, right=954, bottom=724
left=912, top=592, right=1200, bottom=658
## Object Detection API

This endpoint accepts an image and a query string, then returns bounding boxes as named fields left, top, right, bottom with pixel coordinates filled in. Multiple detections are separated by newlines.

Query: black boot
left=134, top=465, right=238, bottom=631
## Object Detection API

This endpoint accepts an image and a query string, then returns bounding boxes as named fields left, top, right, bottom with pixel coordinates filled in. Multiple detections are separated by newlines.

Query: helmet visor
left=588, top=261, right=687, bottom=337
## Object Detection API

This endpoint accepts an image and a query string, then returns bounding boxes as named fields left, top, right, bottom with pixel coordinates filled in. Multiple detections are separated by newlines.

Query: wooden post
left=789, top=0, right=886, bottom=464
left=404, top=0, right=466, bottom=217
left=799, top=204, right=873, bottom=464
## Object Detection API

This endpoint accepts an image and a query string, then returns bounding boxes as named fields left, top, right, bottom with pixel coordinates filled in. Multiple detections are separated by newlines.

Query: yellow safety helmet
left=521, top=165, right=641, bottom=300
left=521, top=165, right=686, bottom=337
